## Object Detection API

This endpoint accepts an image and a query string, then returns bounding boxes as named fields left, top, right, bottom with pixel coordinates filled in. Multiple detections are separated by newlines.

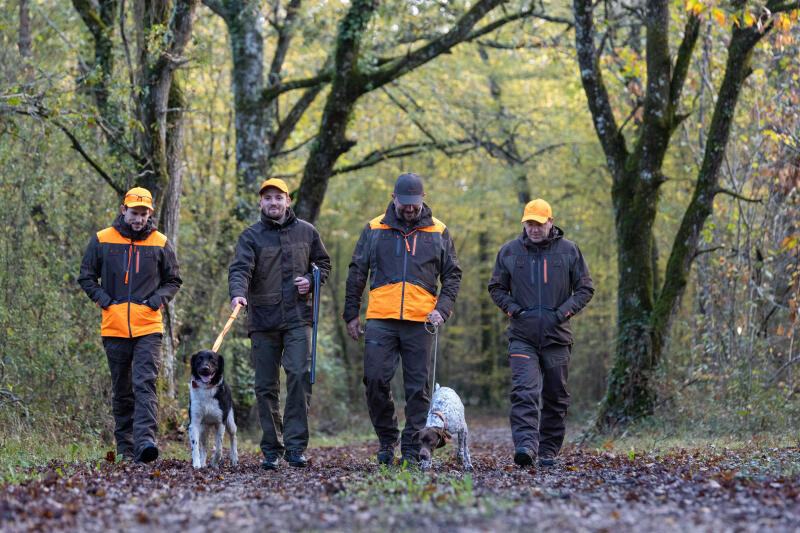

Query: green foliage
left=345, top=466, right=474, bottom=509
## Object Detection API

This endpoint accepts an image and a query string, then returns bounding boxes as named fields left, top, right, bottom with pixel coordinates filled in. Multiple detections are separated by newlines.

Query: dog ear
left=435, top=429, right=448, bottom=449
left=217, top=353, right=225, bottom=376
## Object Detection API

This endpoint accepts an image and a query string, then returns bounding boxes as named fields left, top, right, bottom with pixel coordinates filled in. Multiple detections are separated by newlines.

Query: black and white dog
left=189, top=350, right=238, bottom=469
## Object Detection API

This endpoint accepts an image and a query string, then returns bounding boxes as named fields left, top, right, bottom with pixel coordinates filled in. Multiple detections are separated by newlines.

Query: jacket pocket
left=249, top=292, right=282, bottom=306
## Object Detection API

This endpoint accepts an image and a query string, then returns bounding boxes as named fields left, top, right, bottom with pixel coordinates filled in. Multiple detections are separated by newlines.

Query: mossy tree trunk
left=573, top=0, right=789, bottom=430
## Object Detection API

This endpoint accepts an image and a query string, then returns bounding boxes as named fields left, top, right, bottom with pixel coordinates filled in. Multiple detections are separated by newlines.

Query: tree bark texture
left=573, top=0, right=780, bottom=430
left=18, top=0, right=32, bottom=60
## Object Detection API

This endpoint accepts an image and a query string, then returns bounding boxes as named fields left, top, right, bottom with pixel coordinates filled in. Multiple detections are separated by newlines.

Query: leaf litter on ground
left=1, top=424, right=799, bottom=532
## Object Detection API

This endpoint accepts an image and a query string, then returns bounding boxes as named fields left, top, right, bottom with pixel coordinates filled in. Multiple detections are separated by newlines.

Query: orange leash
left=212, top=303, right=243, bottom=352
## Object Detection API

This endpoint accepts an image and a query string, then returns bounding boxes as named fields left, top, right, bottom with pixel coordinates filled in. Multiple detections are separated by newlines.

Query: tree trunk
left=573, top=0, right=777, bottom=430
left=224, top=1, right=268, bottom=215
left=293, top=0, right=377, bottom=224
left=18, top=0, right=32, bottom=60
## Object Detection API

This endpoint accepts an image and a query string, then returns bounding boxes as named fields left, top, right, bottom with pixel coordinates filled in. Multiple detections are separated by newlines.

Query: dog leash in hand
left=212, top=303, right=243, bottom=352
left=425, top=320, right=440, bottom=392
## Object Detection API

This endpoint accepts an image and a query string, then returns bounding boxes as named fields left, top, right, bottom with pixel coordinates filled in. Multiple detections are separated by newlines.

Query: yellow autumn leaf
left=777, top=324, right=784, bottom=335
left=213, top=510, right=225, bottom=518
left=713, top=8, right=725, bottom=27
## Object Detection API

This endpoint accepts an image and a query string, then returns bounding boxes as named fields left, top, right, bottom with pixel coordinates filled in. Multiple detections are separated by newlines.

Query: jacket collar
left=380, top=201, right=434, bottom=233
left=112, top=214, right=156, bottom=241
left=519, top=225, right=564, bottom=250
left=260, top=206, right=298, bottom=230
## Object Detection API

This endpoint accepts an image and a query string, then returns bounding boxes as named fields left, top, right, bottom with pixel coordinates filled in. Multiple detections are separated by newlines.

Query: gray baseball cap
left=394, top=173, right=425, bottom=205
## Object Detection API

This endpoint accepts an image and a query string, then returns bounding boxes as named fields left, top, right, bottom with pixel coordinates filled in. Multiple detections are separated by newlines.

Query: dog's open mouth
left=199, top=370, right=215, bottom=383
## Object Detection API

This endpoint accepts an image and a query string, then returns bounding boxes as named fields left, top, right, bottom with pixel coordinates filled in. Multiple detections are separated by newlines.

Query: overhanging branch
left=331, top=139, right=473, bottom=175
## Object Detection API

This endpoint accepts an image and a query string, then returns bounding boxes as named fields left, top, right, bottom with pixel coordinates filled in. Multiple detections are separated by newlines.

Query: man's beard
left=397, top=206, right=422, bottom=224
left=264, top=207, right=286, bottom=220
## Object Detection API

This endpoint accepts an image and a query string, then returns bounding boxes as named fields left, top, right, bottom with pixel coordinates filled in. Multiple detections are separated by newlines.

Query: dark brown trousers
left=508, top=340, right=571, bottom=458
left=363, top=319, right=433, bottom=458
left=102, top=333, right=162, bottom=456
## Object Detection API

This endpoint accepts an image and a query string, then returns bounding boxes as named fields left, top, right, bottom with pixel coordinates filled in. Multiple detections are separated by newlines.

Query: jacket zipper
left=127, top=241, right=134, bottom=338
left=537, top=252, right=543, bottom=350
left=399, top=232, right=410, bottom=320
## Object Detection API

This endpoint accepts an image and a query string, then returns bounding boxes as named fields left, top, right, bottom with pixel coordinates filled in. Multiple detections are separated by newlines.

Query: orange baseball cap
left=258, top=178, right=290, bottom=196
left=521, top=198, right=552, bottom=223
left=123, top=187, right=154, bottom=210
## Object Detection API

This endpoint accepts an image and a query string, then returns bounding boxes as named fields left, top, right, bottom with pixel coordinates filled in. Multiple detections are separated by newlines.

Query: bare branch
left=714, top=187, right=763, bottom=203
left=261, top=70, right=333, bottom=106
left=331, top=140, right=474, bottom=176
left=669, top=14, right=700, bottom=122
left=270, top=85, right=324, bottom=159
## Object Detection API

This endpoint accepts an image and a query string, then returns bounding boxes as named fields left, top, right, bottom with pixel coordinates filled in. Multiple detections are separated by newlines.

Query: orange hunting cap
left=123, top=187, right=154, bottom=210
left=258, top=178, right=290, bottom=196
left=521, top=198, right=552, bottom=224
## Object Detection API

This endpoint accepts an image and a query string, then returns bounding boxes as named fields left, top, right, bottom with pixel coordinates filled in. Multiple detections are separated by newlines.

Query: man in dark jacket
left=489, top=198, right=593, bottom=468
left=229, top=178, right=331, bottom=470
left=78, top=187, right=182, bottom=463
left=344, top=173, right=462, bottom=466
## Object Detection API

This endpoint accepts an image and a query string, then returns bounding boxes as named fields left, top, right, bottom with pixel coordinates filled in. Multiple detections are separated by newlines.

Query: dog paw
left=420, top=460, right=432, bottom=471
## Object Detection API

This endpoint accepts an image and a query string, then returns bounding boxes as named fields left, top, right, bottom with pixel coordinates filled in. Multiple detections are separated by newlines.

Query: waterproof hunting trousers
left=508, top=340, right=571, bottom=458
left=362, top=319, right=433, bottom=458
left=251, top=327, right=312, bottom=458
left=102, top=333, right=162, bottom=457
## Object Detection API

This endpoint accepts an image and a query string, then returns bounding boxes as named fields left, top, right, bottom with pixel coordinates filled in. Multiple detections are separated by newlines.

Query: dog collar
left=431, top=410, right=452, bottom=441
left=192, top=377, right=222, bottom=390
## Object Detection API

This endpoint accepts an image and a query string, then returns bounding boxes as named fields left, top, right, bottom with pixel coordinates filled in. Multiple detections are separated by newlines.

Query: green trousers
left=251, top=326, right=312, bottom=458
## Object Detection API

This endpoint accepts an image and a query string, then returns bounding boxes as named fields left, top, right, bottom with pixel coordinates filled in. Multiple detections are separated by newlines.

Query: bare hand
left=346, top=317, right=363, bottom=340
left=427, top=310, right=444, bottom=327
left=294, top=276, right=310, bottom=295
left=231, top=296, right=247, bottom=311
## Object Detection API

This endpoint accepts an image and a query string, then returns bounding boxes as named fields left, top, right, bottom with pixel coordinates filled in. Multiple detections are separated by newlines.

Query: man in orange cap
left=79, top=187, right=182, bottom=463
left=229, top=178, right=331, bottom=470
left=489, top=198, right=593, bottom=468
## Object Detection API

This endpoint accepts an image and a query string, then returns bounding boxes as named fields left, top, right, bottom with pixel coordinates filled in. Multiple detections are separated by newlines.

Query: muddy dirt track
left=2, top=425, right=800, bottom=532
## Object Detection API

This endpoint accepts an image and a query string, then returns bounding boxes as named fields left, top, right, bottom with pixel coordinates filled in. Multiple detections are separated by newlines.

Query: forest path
left=2, top=424, right=799, bottom=532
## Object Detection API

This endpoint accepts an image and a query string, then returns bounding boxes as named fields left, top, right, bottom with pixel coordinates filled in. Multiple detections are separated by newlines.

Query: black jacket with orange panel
left=489, top=226, right=593, bottom=347
left=78, top=216, right=182, bottom=338
left=228, top=208, right=331, bottom=334
left=344, top=202, right=462, bottom=323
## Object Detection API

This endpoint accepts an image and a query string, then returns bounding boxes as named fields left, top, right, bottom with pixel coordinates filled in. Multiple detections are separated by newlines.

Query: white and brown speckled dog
left=189, top=350, right=238, bottom=469
left=415, top=384, right=472, bottom=471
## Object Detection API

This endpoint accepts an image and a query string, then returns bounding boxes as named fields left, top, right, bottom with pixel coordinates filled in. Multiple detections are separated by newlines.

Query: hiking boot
left=285, top=450, right=308, bottom=468
left=135, top=443, right=159, bottom=464
left=400, top=450, right=419, bottom=468
left=538, top=455, right=556, bottom=467
left=261, top=455, right=280, bottom=471
left=377, top=443, right=395, bottom=466
left=513, top=447, right=535, bottom=467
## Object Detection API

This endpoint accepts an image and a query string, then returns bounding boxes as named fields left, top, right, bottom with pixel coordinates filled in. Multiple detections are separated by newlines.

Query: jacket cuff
left=147, top=294, right=163, bottom=310
left=342, top=309, right=359, bottom=323
left=556, top=308, right=569, bottom=323
left=97, top=293, right=112, bottom=309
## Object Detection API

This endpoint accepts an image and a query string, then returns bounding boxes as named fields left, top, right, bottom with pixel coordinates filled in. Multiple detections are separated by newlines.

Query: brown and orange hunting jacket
left=78, top=216, right=182, bottom=338
left=344, top=202, right=461, bottom=323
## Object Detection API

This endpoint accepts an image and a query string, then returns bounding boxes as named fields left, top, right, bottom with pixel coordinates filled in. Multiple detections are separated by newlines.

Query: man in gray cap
left=343, top=173, right=462, bottom=466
